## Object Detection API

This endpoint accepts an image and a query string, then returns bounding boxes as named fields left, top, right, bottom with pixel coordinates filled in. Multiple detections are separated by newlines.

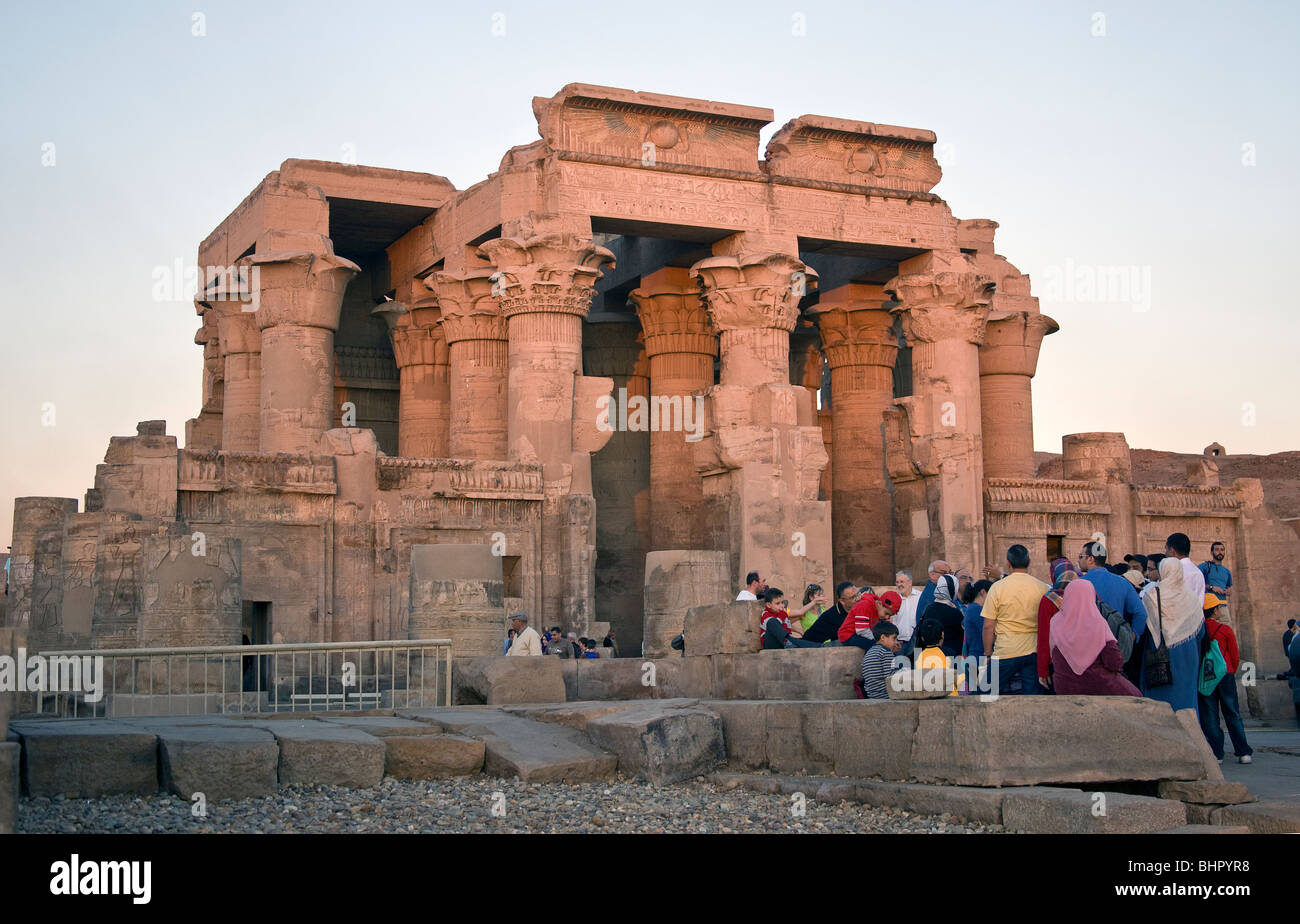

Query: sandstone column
left=427, top=269, right=508, bottom=460
left=630, top=266, right=718, bottom=550
left=250, top=247, right=360, bottom=454
left=979, top=311, right=1058, bottom=480
left=478, top=233, right=616, bottom=631
left=205, top=296, right=262, bottom=452
left=689, top=251, right=831, bottom=594
left=887, top=251, right=994, bottom=572
left=813, top=283, right=899, bottom=583
left=381, top=298, right=451, bottom=458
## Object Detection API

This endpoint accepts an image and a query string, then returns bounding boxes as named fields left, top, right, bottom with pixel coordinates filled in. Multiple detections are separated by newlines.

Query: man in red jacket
left=838, top=590, right=903, bottom=651
left=1199, top=593, right=1253, bottom=764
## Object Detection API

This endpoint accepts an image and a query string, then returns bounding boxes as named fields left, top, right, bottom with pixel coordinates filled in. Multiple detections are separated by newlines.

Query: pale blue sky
left=2, top=0, right=1297, bottom=548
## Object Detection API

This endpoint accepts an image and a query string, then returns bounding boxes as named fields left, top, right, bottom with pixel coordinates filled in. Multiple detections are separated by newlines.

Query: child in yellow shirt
left=916, top=617, right=960, bottom=696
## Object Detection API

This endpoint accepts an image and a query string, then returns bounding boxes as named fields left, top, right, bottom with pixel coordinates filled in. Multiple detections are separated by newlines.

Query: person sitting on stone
left=915, top=560, right=951, bottom=616
left=796, top=583, right=830, bottom=633
left=1047, top=580, right=1139, bottom=696
left=505, top=612, right=542, bottom=656
left=860, top=621, right=903, bottom=699
left=837, top=589, right=903, bottom=651
left=759, top=587, right=823, bottom=649
left=893, top=570, right=923, bottom=657
left=582, top=638, right=600, bottom=659
left=802, top=581, right=858, bottom=645
left=915, top=617, right=958, bottom=696
left=736, top=571, right=766, bottom=601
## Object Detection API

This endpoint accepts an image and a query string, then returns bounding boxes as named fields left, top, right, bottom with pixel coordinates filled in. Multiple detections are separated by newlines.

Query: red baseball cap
left=879, top=590, right=903, bottom=613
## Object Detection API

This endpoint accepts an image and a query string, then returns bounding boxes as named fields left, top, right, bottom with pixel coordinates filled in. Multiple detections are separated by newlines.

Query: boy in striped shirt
left=861, top=621, right=903, bottom=699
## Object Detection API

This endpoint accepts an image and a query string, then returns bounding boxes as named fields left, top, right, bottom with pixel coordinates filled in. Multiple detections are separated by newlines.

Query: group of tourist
left=504, top=613, right=618, bottom=659
left=748, top=532, right=1281, bottom=761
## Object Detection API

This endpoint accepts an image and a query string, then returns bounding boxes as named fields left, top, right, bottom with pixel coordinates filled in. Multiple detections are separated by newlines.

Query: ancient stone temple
left=8, top=84, right=1300, bottom=701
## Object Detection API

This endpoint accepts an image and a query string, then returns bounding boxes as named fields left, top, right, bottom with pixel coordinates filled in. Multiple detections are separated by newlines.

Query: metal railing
left=22, top=638, right=453, bottom=719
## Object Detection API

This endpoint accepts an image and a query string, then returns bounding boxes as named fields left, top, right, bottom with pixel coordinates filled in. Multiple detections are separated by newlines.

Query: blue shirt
left=1082, top=568, right=1147, bottom=639
left=1199, top=561, right=1232, bottom=595
left=962, top=602, right=985, bottom=658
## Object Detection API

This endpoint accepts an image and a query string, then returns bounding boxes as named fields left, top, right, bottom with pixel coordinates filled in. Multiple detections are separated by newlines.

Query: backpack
left=1097, top=600, right=1135, bottom=663
left=1198, top=625, right=1228, bottom=695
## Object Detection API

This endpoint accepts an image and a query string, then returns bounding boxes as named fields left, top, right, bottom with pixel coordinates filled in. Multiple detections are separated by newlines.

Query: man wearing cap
left=1198, top=593, right=1252, bottom=764
left=505, top=613, right=542, bottom=656
left=837, top=589, right=903, bottom=651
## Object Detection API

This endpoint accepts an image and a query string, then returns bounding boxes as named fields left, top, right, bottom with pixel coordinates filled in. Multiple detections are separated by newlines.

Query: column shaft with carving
left=814, top=284, right=898, bottom=583
left=631, top=266, right=717, bottom=551
left=207, top=293, right=262, bottom=452
left=887, top=251, right=994, bottom=572
left=479, top=233, right=616, bottom=631
left=387, top=298, right=451, bottom=458
left=429, top=270, right=507, bottom=460
left=688, top=250, right=831, bottom=597
left=979, top=311, right=1058, bottom=480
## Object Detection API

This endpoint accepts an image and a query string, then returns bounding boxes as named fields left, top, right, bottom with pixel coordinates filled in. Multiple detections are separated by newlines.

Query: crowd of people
left=504, top=613, right=619, bottom=659
left=748, top=533, right=1297, bottom=759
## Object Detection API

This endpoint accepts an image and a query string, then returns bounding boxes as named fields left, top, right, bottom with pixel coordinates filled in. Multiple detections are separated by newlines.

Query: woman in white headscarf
left=919, top=574, right=964, bottom=657
left=1140, top=557, right=1205, bottom=710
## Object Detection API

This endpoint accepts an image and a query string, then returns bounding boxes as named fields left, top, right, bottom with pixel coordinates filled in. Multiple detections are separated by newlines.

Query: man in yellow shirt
left=981, top=544, right=1049, bottom=695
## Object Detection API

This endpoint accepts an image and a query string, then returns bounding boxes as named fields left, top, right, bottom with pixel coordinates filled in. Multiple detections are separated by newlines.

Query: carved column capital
left=688, top=252, right=817, bottom=334
left=886, top=251, right=994, bottom=346
left=426, top=270, right=506, bottom=345
left=477, top=233, right=615, bottom=319
left=247, top=248, right=360, bottom=332
left=979, top=311, right=1059, bottom=377
left=630, top=266, right=718, bottom=359
left=811, top=283, right=899, bottom=370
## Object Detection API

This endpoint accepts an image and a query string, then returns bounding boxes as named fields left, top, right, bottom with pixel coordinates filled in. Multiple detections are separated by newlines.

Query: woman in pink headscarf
left=1049, top=579, right=1141, bottom=696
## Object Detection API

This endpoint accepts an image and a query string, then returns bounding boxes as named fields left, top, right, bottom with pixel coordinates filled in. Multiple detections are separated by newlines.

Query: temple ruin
left=7, top=83, right=1299, bottom=711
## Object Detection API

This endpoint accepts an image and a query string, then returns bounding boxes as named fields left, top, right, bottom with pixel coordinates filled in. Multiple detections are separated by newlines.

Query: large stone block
left=265, top=721, right=386, bottom=788
left=14, top=721, right=159, bottom=797
left=1209, top=801, right=1300, bottom=833
left=1156, top=780, right=1255, bottom=805
left=381, top=734, right=484, bottom=779
left=704, top=700, right=769, bottom=770
left=583, top=704, right=726, bottom=785
left=683, top=603, right=762, bottom=656
left=1002, top=789, right=1188, bottom=834
left=1173, top=707, right=1224, bottom=781
left=158, top=725, right=279, bottom=800
left=650, top=656, right=714, bottom=699
left=816, top=778, right=1007, bottom=825
left=765, top=701, right=835, bottom=774
left=909, top=696, right=1209, bottom=787
left=570, top=658, right=654, bottom=701
left=1158, top=824, right=1250, bottom=834
left=832, top=700, right=918, bottom=781
left=452, top=656, right=566, bottom=705
left=0, top=743, right=18, bottom=834
left=715, top=648, right=860, bottom=700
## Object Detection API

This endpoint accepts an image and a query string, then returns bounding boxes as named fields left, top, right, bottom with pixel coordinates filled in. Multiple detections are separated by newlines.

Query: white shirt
left=506, top=625, right=542, bottom=656
left=1181, top=557, right=1206, bottom=601
left=736, top=590, right=758, bottom=601
left=894, top=588, right=922, bottom=641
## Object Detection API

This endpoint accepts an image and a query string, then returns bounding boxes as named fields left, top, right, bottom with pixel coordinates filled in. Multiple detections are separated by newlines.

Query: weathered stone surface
left=765, top=701, right=835, bottom=774
left=317, top=715, right=447, bottom=737
left=409, top=544, right=504, bottom=658
left=402, top=708, right=616, bottom=782
left=1209, top=800, right=1300, bottom=833
left=0, top=743, right=18, bottom=834
left=1156, top=779, right=1255, bottom=805
left=704, top=700, right=769, bottom=770
left=1157, top=824, right=1251, bottom=834
left=642, top=550, right=731, bottom=659
left=453, top=656, right=566, bottom=706
left=683, top=602, right=762, bottom=656
left=584, top=704, right=725, bottom=785
left=262, top=720, right=386, bottom=788
left=650, top=656, right=715, bottom=698
left=832, top=700, right=918, bottom=781
left=888, top=666, right=959, bottom=699
left=712, top=648, right=860, bottom=700
left=909, top=696, right=1208, bottom=786
left=1002, top=789, right=1188, bottom=834
left=1173, top=707, right=1225, bottom=781
left=381, top=734, right=484, bottom=779
left=13, top=721, right=159, bottom=797
left=158, top=725, right=279, bottom=800
left=819, top=778, right=1006, bottom=825
left=569, top=658, right=654, bottom=701
left=1186, top=803, right=1214, bottom=824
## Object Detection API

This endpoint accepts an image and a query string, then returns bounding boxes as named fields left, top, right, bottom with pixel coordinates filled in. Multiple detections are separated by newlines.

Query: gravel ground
left=17, top=776, right=1004, bottom=834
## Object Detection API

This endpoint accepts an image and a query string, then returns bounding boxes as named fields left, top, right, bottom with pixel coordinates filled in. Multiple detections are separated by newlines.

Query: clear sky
left=2, top=0, right=1297, bottom=549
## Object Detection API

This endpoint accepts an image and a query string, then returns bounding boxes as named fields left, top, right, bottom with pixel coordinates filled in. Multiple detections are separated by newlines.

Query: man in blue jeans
left=1198, top=594, right=1253, bottom=763
left=982, top=544, right=1050, bottom=695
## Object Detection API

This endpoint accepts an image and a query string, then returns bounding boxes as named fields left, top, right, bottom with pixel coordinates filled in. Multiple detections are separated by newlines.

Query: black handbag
left=1144, top=587, right=1174, bottom=688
